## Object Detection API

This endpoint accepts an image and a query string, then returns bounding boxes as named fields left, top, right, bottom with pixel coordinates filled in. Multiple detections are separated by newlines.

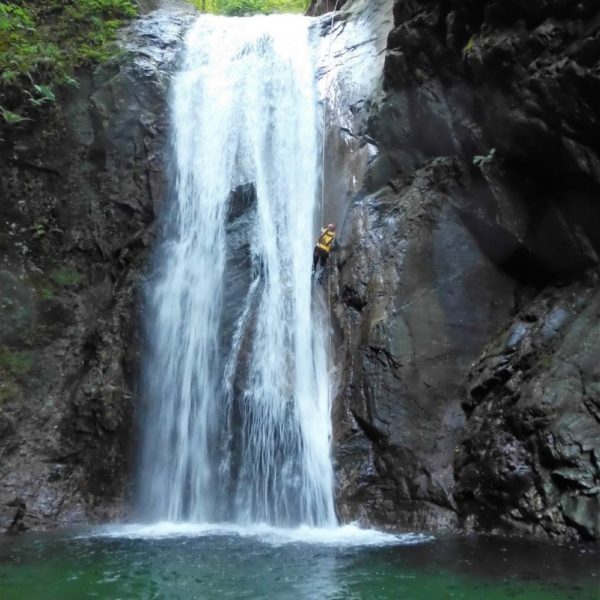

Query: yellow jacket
left=316, top=227, right=336, bottom=253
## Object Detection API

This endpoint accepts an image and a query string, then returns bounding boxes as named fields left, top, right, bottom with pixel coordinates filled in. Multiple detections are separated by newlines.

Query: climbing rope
left=319, top=0, right=340, bottom=229
left=317, top=0, right=341, bottom=399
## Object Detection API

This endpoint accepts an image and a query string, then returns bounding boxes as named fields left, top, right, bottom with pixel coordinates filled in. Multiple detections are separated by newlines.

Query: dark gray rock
left=5, top=497, right=27, bottom=535
left=0, top=6, right=193, bottom=532
left=331, top=157, right=515, bottom=530
left=326, top=0, right=600, bottom=540
left=0, top=270, right=34, bottom=345
left=220, top=182, right=258, bottom=367
left=1, top=0, right=599, bottom=543
left=455, top=276, right=600, bottom=540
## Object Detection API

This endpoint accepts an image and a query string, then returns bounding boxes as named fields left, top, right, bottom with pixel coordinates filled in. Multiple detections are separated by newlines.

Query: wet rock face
left=332, top=158, right=515, bottom=531
left=330, top=0, right=600, bottom=539
left=221, top=182, right=258, bottom=367
left=308, top=0, right=349, bottom=16
left=0, top=7, right=193, bottom=532
left=455, top=276, right=600, bottom=540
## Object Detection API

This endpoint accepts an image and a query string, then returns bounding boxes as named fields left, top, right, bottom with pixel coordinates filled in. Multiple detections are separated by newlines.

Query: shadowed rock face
left=455, top=275, right=600, bottom=540
left=0, top=6, right=194, bottom=532
left=377, top=0, right=600, bottom=279
left=327, top=0, right=600, bottom=539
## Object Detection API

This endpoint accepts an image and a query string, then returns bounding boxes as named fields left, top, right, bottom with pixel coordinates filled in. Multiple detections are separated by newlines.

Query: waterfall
left=139, top=14, right=336, bottom=528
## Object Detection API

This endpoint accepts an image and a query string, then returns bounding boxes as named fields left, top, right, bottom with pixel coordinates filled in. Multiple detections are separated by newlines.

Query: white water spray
left=139, top=14, right=336, bottom=528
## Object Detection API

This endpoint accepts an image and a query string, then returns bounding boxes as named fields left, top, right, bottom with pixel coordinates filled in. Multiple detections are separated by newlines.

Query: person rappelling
left=312, top=223, right=338, bottom=276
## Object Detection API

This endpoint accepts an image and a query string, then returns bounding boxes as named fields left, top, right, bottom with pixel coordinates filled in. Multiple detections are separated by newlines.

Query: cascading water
left=139, top=14, right=336, bottom=528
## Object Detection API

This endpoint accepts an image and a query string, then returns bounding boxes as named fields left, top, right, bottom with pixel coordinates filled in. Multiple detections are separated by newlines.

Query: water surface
left=1, top=527, right=597, bottom=599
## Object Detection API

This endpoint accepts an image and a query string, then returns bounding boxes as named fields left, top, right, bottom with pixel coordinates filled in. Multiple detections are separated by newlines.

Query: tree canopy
left=193, top=0, right=310, bottom=16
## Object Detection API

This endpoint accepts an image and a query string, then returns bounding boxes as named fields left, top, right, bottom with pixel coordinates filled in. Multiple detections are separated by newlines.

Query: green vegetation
left=462, top=34, right=476, bottom=57
left=0, top=380, right=22, bottom=404
left=0, top=0, right=311, bottom=122
left=0, top=346, right=33, bottom=377
left=190, top=0, right=310, bottom=16
left=0, top=0, right=137, bottom=122
left=50, top=266, right=83, bottom=287
left=39, top=286, right=55, bottom=300
left=0, top=345, right=31, bottom=403
left=473, top=147, right=497, bottom=167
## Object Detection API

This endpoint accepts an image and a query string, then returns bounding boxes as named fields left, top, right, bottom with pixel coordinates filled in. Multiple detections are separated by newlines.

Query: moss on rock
left=0, top=347, right=33, bottom=377
left=0, top=380, right=23, bottom=405
left=49, top=266, right=83, bottom=287
left=0, top=0, right=138, bottom=125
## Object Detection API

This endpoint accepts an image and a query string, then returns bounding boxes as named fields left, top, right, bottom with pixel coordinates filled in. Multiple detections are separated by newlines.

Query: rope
left=316, top=0, right=340, bottom=409
left=319, top=0, right=340, bottom=229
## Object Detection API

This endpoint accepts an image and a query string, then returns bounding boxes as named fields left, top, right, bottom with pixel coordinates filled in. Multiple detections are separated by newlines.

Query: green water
left=0, top=525, right=598, bottom=599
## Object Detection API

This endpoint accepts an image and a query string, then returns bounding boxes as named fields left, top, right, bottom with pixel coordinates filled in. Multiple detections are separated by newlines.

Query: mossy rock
left=0, top=380, right=23, bottom=404
left=0, top=1, right=139, bottom=123
left=0, top=347, right=33, bottom=377
left=0, top=270, right=34, bottom=344
left=39, top=287, right=55, bottom=300
left=49, top=266, right=83, bottom=287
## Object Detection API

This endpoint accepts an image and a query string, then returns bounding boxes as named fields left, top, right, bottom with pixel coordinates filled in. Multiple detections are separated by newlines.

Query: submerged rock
left=5, top=497, right=27, bottom=535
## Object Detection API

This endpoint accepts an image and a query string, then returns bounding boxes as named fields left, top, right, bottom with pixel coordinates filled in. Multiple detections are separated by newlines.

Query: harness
left=316, top=228, right=336, bottom=253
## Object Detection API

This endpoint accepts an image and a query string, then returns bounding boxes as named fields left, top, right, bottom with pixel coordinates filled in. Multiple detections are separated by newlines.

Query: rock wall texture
left=0, top=7, right=192, bottom=532
left=1, top=0, right=598, bottom=542
left=329, top=0, right=600, bottom=540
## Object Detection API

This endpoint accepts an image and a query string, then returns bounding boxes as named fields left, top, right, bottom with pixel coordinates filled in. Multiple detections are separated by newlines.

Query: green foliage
left=30, top=222, right=47, bottom=239
left=0, top=0, right=138, bottom=121
left=190, top=0, right=310, bottom=15
left=39, top=287, right=55, bottom=300
left=473, top=147, right=497, bottom=167
left=0, top=4, right=35, bottom=30
left=50, top=266, right=83, bottom=287
left=462, top=35, right=476, bottom=57
left=0, top=105, right=31, bottom=123
left=28, top=84, right=56, bottom=107
left=0, top=347, right=33, bottom=377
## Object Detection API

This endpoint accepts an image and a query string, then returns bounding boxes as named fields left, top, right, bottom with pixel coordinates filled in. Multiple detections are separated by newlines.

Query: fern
left=28, top=84, right=56, bottom=106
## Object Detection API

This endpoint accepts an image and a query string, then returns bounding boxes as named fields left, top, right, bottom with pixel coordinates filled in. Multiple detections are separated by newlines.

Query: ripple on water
left=0, top=530, right=598, bottom=600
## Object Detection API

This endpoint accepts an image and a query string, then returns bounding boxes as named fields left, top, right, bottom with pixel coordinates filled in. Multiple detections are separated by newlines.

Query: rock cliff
left=0, top=6, right=192, bottom=532
left=329, top=0, right=600, bottom=540
left=1, top=0, right=599, bottom=541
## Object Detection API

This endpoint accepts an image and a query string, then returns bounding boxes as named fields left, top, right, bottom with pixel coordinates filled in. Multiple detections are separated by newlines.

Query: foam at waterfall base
left=87, top=522, right=432, bottom=547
